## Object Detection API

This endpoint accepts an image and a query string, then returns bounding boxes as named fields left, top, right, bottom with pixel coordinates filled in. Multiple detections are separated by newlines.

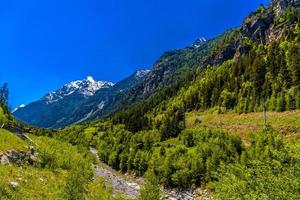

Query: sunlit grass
left=0, top=128, right=28, bottom=152
left=186, top=110, right=300, bottom=142
left=0, top=164, right=67, bottom=200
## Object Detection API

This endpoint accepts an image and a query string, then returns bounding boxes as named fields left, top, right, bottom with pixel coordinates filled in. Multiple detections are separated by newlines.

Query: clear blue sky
left=0, top=0, right=269, bottom=108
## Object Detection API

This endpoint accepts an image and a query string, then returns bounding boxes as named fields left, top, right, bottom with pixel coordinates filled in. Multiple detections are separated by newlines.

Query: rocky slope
left=138, top=0, right=300, bottom=97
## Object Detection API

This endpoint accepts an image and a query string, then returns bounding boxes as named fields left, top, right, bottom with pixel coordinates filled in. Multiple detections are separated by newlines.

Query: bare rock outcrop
left=0, top=146, right=37, bottom=166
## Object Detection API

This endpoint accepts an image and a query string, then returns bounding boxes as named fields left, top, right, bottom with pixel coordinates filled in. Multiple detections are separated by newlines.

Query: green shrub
left=214, top=128, right=300, bottom=199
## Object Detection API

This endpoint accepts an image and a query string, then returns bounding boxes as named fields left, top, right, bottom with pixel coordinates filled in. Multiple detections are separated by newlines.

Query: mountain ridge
left=42, top=76, right=114, bottom=104
left=14, top=69, right=150, bottom=128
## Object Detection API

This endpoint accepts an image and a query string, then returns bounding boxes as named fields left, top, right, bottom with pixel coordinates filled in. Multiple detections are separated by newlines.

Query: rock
left=241, top=12, right=274, bottom=43
left=28, top=146, right=35, bottom=155
left=5, top=149, right=25, bottom=164
left=208, top=42, right=238, bottom=66
left=0, top=153, right=10, bottom=165
left=164, top=188, right=196, bottom=200
left=0, top=147, right=38, bottom=166
left=240, top=0, right=300, bottom=43
left=127, top=182, right=141, bottom=190
left=7, top=182, right=19, bottom=188
left=195, top=188, right=212, bottom=200
left=28, top=155, right=37, bottom=165
left=26, top=146, right=38, bottom=165
left=91, top=147, right=141, bottom=199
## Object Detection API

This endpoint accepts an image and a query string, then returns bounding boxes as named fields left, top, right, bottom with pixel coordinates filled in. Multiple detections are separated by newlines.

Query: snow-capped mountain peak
left=192, top=37, right=207, bottom=48
left=43, top=76, right=114, bottom=104
left=86, top=76, right=95, bottom=82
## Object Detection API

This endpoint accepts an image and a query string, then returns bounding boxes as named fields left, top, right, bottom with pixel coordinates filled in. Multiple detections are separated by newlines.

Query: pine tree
left=0, top=83, right=8, bottom=104
left=276, top=92, right=286, bottom=112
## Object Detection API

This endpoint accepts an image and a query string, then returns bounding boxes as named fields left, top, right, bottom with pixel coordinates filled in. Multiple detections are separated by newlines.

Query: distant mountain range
left=14, top=70, right=150, bottom=128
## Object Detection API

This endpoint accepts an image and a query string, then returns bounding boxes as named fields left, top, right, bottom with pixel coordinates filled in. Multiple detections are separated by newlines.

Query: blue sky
left=0, top=0, right=269, bottom=107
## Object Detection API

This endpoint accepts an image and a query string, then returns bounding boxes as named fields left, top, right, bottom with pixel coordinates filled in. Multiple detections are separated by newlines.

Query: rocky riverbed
left=90, top=147, right=211, bottom=200
left=90, top=147, right=142, bottom=198
left=93, top=165, right=141, bottom=198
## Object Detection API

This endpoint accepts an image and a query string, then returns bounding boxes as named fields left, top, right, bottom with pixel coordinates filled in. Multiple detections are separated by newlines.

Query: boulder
left=7, top=182, right=19, bottom=188
left=28, top=155, right=37, bottom=165
left=0, top=153, right=10, bottom=165
left=6, top=149, right=26, bottom=164
left=0, top=147, right=38, bottom=166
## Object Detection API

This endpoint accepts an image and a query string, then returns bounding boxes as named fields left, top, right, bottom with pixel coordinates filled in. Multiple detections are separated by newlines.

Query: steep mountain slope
left=103, top=30, right=240, bottom=125
left=135, top=30, right=239, bottom=97
left=110, top=0, right=300, bottom=134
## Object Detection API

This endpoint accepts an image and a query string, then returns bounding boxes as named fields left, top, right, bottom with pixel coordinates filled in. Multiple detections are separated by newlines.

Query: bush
left=214, top=128, right=300, bottom=199
left=64, top=159, right=93, bottom=200
left=36, top=136, right=91, bottom=170
left=148, top=129, right=243, bottom=188
left=140, top=174, right=164, bottom=200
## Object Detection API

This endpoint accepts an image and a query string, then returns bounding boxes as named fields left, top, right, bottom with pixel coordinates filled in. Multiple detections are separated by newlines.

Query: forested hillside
left=112, top=0, right=300, bottom=136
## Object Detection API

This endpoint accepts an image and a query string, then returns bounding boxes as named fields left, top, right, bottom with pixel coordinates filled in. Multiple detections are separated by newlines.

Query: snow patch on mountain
left=12, top=104, right=26, bottom=113
left=192, top=37, right=207, bottom=48
left=97, top=101, right=105, bottom=110
left=43, top=76, right=114, bottom=104
left=134, top=70, right=150, bottom=78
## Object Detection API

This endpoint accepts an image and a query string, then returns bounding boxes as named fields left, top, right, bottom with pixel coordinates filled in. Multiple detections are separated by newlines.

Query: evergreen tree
left=0, top=83, right=8, bottom=105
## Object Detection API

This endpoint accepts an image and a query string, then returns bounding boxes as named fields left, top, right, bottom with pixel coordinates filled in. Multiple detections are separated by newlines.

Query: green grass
left=0, top=129, right=28, bottom=152
left=186, top=110, right=300, bottom=138
left=0, top=106, right=7, bottom=124
left=0, top=165, right=67, bottom=200
left=0, top=131, right=100, bottom=200
left=0, top=131, right=68, bottom=199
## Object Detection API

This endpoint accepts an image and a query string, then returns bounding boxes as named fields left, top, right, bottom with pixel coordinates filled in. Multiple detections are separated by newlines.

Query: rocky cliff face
left=231, top=0, right=299, bottom=63
left=241, top=0, right=299, bottom=43
left=123, top=0, right=300, bottom=108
